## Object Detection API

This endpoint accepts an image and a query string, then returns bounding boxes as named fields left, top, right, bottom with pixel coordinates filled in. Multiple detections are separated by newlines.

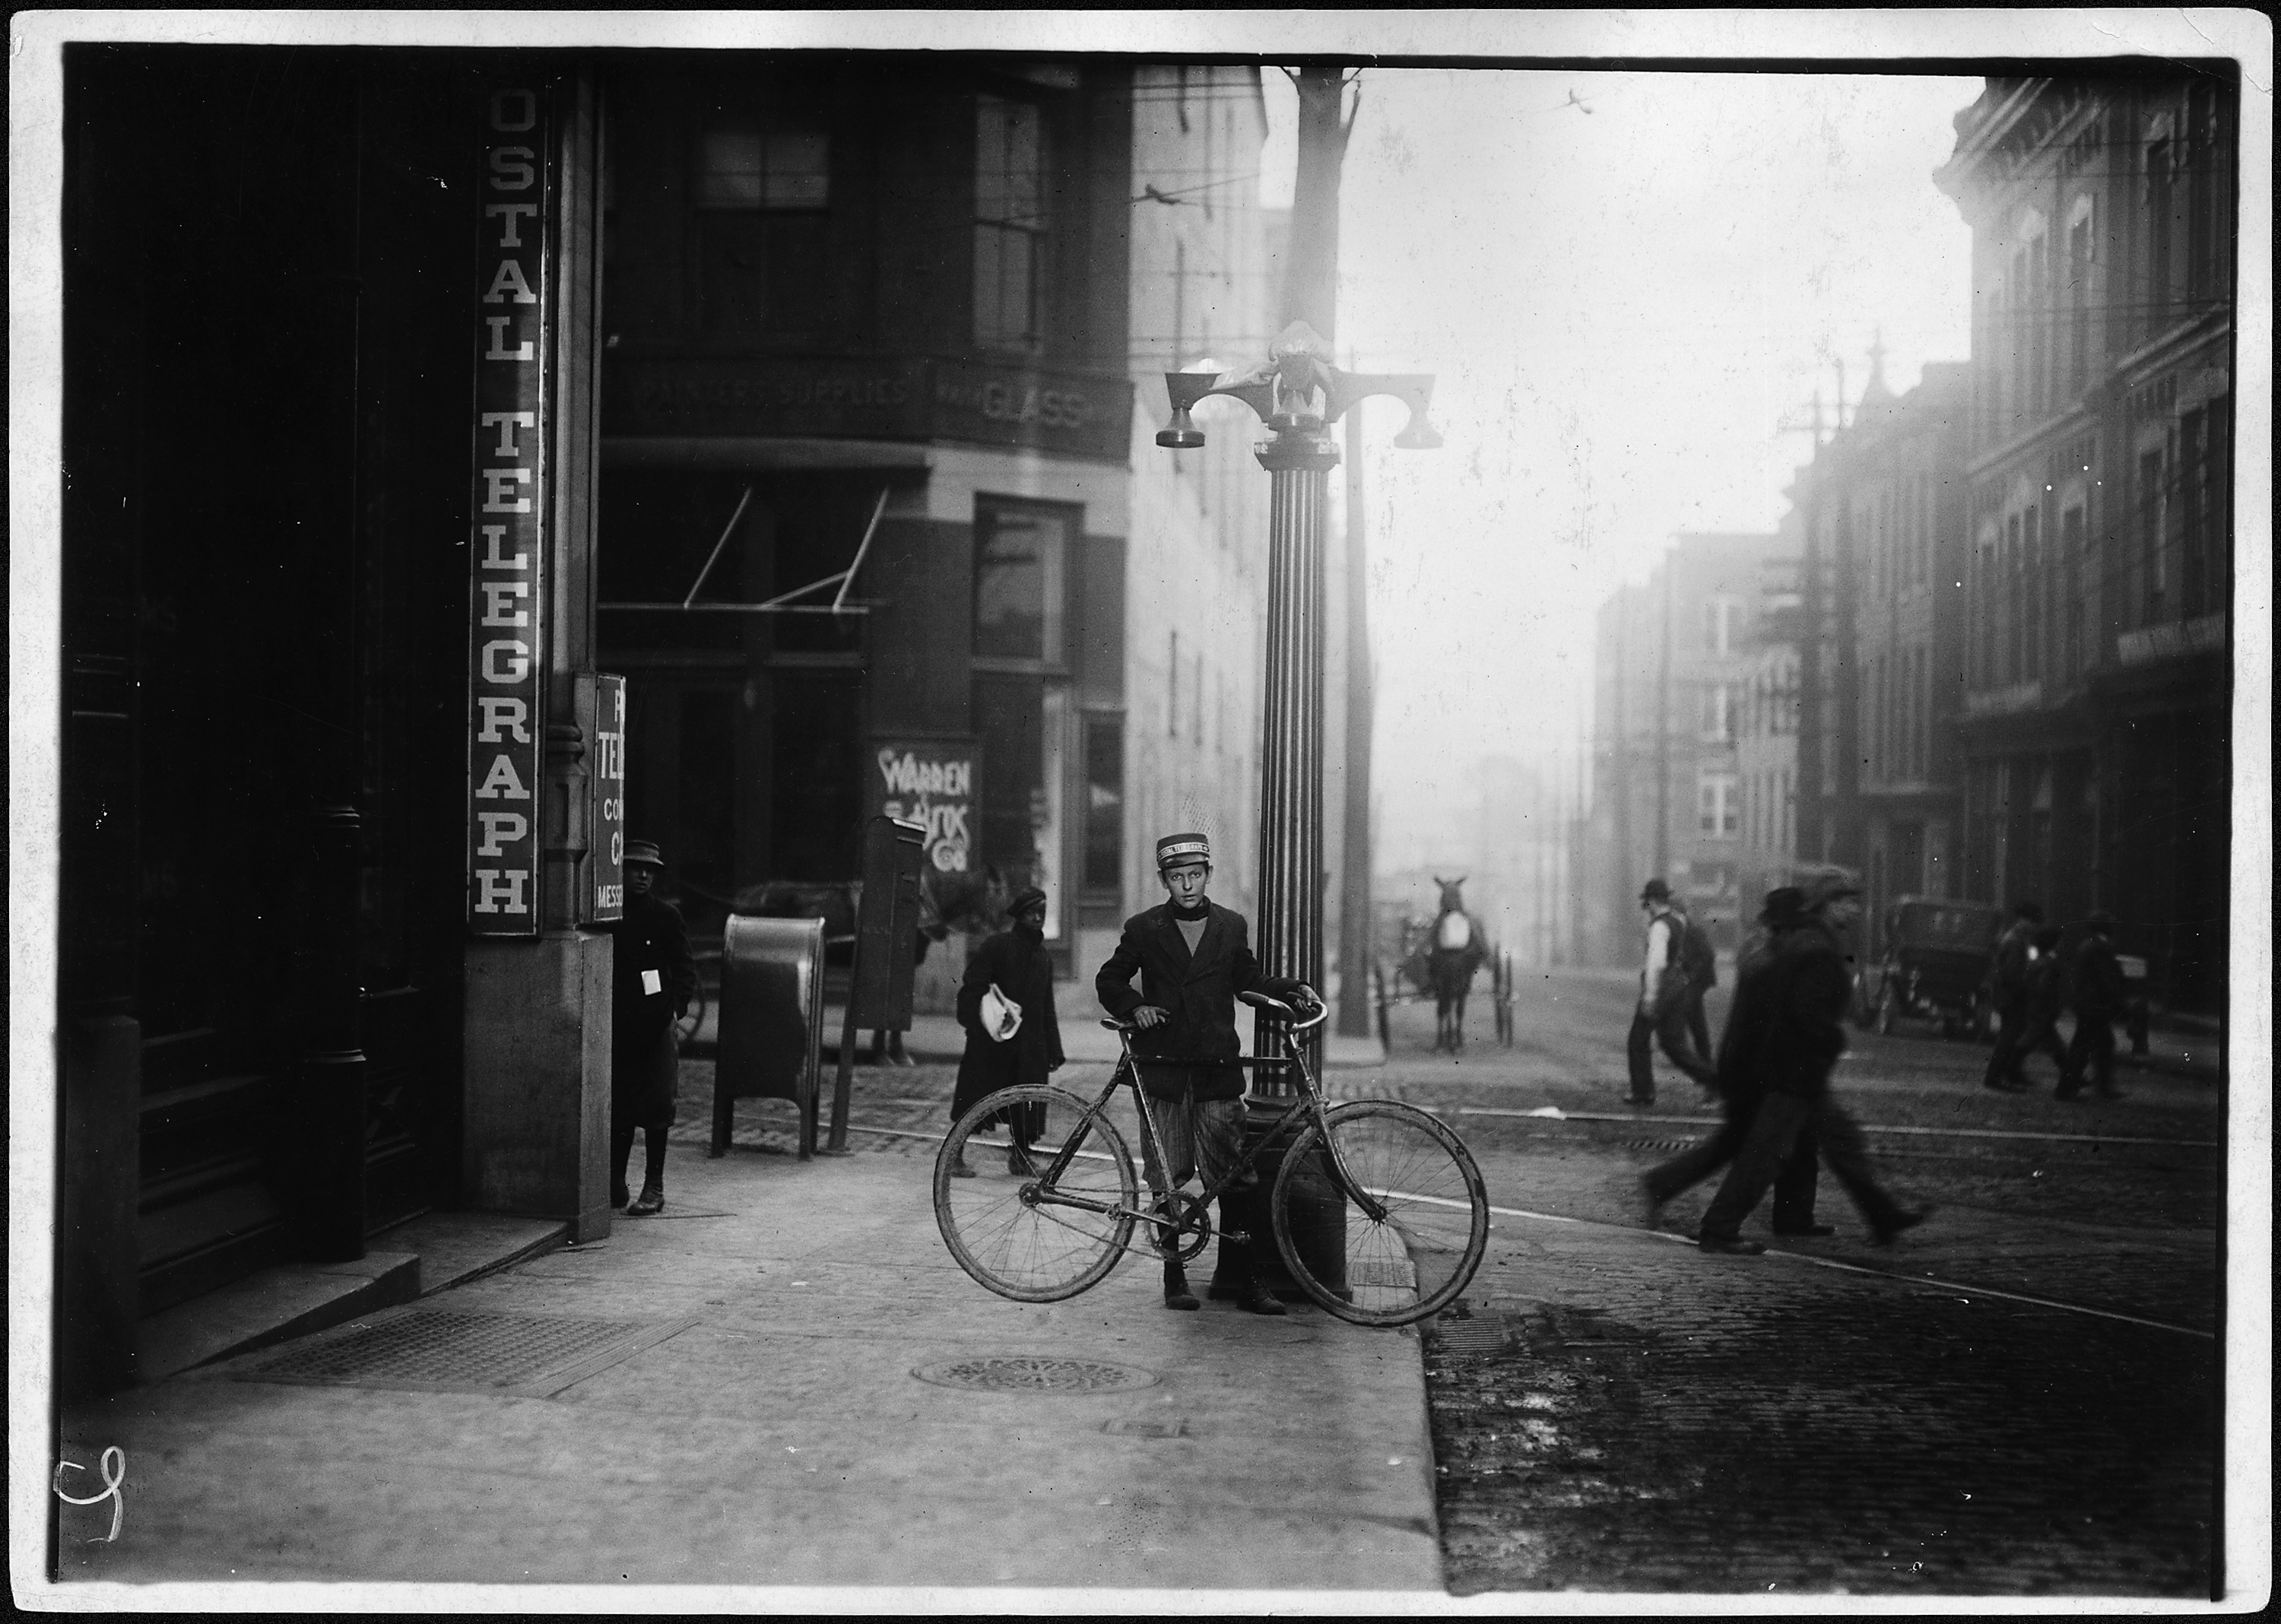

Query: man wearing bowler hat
left=608, top=839, right=696, bottom=1216
left=1096, top=832, right=1316, bottom=1315
left=1630, top=878, right=1719, bottom=1105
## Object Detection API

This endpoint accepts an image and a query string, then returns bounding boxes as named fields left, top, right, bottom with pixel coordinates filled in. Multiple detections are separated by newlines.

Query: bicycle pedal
left=1221, top=1230, right=1252, bottom=1245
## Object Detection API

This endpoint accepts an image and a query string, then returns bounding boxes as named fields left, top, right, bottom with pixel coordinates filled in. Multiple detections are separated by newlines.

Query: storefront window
left=974, top=500, right=1068, bottom=661
left=1083, top=714, right=1124, bottom=893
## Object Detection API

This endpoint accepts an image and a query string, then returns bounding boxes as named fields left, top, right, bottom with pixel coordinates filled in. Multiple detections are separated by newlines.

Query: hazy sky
left=1258, top=68, right=1982, bottom=854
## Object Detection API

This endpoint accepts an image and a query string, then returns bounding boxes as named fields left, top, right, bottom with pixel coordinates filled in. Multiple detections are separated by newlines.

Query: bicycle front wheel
left=934, top=1084, right=1137, bottom=1302
left=1271, top=1101, right=1489, bottom=1327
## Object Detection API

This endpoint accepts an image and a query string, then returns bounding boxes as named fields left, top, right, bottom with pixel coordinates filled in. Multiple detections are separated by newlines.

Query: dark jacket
left=2021, top=947, right=2067, bottom=1022
left=2071, top=934, right=2127, bottom=1021
left=1985, top=920, right=2035, bottom=1013
left=609, top=890, right=696, bottom=1043
left=1756, top=919, right=1854, bottom=1101
left=607, top=889, right=695, bottom=1124
left=1712, top=923, right=1793, bottom=1102
left=950, top=928, right=1065, bottom=1119
left=1095, top=901, right=1301, bottom=1101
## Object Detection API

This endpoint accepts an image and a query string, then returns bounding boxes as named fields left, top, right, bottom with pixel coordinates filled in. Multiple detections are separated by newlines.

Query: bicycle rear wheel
left=934, top=1085, right=1137, bottom=1302
left=1271, top=1101, right=1489, bottom=1326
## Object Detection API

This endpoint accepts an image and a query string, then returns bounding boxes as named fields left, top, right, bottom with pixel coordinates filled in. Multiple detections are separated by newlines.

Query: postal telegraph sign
left=467, top=84, right=551, bottom=933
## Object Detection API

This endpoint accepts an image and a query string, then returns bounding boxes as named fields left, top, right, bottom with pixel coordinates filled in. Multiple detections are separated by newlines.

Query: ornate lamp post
left=1158, top=320, right=1438, bottom=1293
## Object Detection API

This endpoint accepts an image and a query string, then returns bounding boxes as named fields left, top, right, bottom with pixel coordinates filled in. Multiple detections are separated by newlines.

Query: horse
left=1426, top=876, right=1491, bottom=1053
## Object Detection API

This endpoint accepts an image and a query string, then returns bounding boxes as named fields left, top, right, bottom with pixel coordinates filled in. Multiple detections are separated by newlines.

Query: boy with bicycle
left=1096, top=832, right=1317, bottom=1315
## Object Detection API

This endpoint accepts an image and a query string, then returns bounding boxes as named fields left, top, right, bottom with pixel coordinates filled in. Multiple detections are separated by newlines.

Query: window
left=1700, top=683, right=1732, bottom=743
left=2022, top=505, right=2042, bottom=681
left=2139, top=447, right=2167, bottom=623
left=693, top=118, right=832, bottom=337
left=976, top=95, right=1045, bottom=348
left=2146, top=135, right=2175, bottom=328
left=2181, top=407, right=2216, bottom=617
left=1166, top=631, right=1179, bottom=737
left=2067, top=201, right=2095, bottom=395
left=2003, top=514, right=2022, bottom=683
left=695, top=128, right=830, bottom=208
left=1697, top=772, right=1738, bottom=839
left=972, top=500, right=1069, bottom=663
left=1702, top=595, right=1741, bottom=657
left=1082, top=715, right=1124, bottom=893
left=2061, top=506, right=2085, bottom=677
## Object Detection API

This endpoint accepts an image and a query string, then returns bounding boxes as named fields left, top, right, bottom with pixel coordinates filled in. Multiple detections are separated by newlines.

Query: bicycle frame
left=1018, top=998, right=1392, bottom=1246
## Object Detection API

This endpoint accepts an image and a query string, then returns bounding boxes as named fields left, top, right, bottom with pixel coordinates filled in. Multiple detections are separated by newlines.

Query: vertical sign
left=584, top=673, right=627, bottom=923
left=866, top=737, right=981, bottom=875
left=467, top=84, right=550, bottom=933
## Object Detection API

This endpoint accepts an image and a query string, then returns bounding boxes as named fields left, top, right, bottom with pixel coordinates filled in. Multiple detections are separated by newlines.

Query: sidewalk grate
left=912, top=1356, right=1159, bottom=1394
left=236, top=1308, right=697, bottom=1397
left=1429, top=1315, right=1514, bottom=1355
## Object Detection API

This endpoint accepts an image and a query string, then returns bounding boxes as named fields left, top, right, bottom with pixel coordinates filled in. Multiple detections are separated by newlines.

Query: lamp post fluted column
left=1157, top=320, right=1438, bottom=1294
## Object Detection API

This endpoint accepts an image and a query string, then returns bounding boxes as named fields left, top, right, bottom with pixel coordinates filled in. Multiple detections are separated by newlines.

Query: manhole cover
left=238, top=1309, right=696, bottom=1397
left=912, top=1356, right=1159, bottom=1393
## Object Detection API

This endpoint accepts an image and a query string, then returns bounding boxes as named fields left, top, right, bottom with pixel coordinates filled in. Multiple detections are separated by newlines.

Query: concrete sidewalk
left=55, top=1120, right=1445, bottom=1606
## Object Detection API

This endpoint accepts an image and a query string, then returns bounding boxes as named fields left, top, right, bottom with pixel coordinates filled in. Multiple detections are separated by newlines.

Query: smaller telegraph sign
left=467, top=83, right=550, bottom=934
left=584, top=673, right=627, bottom=924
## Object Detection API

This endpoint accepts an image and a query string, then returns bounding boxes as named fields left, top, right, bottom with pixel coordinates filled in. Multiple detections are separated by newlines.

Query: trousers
left=1700, top=1091, right=1909, bottom=1241
left=1136, top=1090, right=1250, bottom=1197
left=1646, top=1099, right=1820, bottom=1230
left=2062, top=1013, right=2119, bottom=1097
left=1628, top=1004, right=1717, bottom=1101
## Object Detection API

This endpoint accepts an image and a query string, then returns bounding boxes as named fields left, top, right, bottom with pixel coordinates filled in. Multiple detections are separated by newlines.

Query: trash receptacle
left=712, top=914, right=826, bottom=1159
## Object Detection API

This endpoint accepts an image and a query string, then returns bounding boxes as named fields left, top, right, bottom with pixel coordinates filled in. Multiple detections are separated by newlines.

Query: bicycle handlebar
left=1098, top=985, right=1328, bottom=1036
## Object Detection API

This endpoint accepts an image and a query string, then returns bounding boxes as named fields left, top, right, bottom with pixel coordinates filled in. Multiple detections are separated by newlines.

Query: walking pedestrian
left=2000, top=922, right=2079, bottom=1093
left=1671, top=896, right=1721, bottom=1069
left=1628, top=879, right=1719, bottom=1105
left=1642, top=887, right=1829, bottom=1237
left=1695, top=868, right=1930, bottom=1254
left=1096, top=831, right=1315, bottom=1315
left=608, top=839, right=696, bottom=1216
left=2058, top=910, right=2129, bottom=1102
left=1979, top=900, right=2045, bottom=1092
left=945, top=886, right=1064, bottom=1177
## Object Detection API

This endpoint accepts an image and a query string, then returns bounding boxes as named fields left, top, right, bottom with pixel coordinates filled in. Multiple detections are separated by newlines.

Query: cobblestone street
left=760, top=959, right=2229, bottom=1600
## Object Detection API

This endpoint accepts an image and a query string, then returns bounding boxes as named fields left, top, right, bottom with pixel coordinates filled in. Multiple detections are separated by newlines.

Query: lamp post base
left=1207, top=1095, right=1347, bottom=1302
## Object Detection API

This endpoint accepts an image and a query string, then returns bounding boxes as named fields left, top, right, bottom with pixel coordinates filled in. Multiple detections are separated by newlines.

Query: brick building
left=1934, top=71, right=2237, bottom=1013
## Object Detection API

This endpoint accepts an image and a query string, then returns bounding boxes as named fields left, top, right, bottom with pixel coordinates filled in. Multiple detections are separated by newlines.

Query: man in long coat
left=947, top=885, right=1064, bottom=1175
left=1096, top=831, right=1311, bottom=1315
left=2059, top=909, right=2129, bottom=1101
left=1695, top=868, right=1930, bottom=1253
left=1642, top=887, right=1829, bottom=1236
left=610, top=839, right=696, bottom=1216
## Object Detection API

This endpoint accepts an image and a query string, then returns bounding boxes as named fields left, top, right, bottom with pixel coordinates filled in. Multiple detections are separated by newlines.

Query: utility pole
left=1337, top=399, right=1374, bottom=1039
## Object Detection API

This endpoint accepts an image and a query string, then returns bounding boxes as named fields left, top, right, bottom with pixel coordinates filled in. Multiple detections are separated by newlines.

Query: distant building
left=1783, top=354, right=1973, bottom=954
left=1732, top=512, right=1805, bottom=924
left=1588, top=531, right=1797, bottom=959
left=1934, top=72, right=2236, bottom=1013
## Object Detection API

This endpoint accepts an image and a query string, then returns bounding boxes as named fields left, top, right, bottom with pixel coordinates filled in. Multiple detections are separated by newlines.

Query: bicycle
left=932, top=988, right=1491, bottom=1327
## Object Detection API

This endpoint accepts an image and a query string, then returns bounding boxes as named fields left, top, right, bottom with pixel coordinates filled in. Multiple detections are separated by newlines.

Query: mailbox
left=712, top=914, right=825, bottom=1160
left=850, top=815, right=928, bottom=1032
left=822, top=816, right=926, bottom=1153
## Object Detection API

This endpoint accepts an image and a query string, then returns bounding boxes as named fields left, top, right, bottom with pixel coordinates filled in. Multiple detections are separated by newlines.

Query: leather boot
left=1162, top=1259, right=1200, bottom=1311
left=1225, top=1244, right=1286, bottom=1315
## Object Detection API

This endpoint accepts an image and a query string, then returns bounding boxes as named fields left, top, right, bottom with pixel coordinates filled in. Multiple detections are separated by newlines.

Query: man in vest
left=1629, top=878, right=1718, bottom=1105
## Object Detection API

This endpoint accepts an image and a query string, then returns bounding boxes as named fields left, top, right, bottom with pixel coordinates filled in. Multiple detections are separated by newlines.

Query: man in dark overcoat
left=1980, top=899, right=2045, bottom=1091
left=1642, top=887, right=1829, bottom=1236
left=2059, top=909, right=2128, bottom=1101
left=946, top=886, right=1064, bottom=1176
left=1695, top=868, right=1930, bottom=1253
left=1096, top=831, right=1312, bottom=1315
left=609, top=839, right=696, bottom=1216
